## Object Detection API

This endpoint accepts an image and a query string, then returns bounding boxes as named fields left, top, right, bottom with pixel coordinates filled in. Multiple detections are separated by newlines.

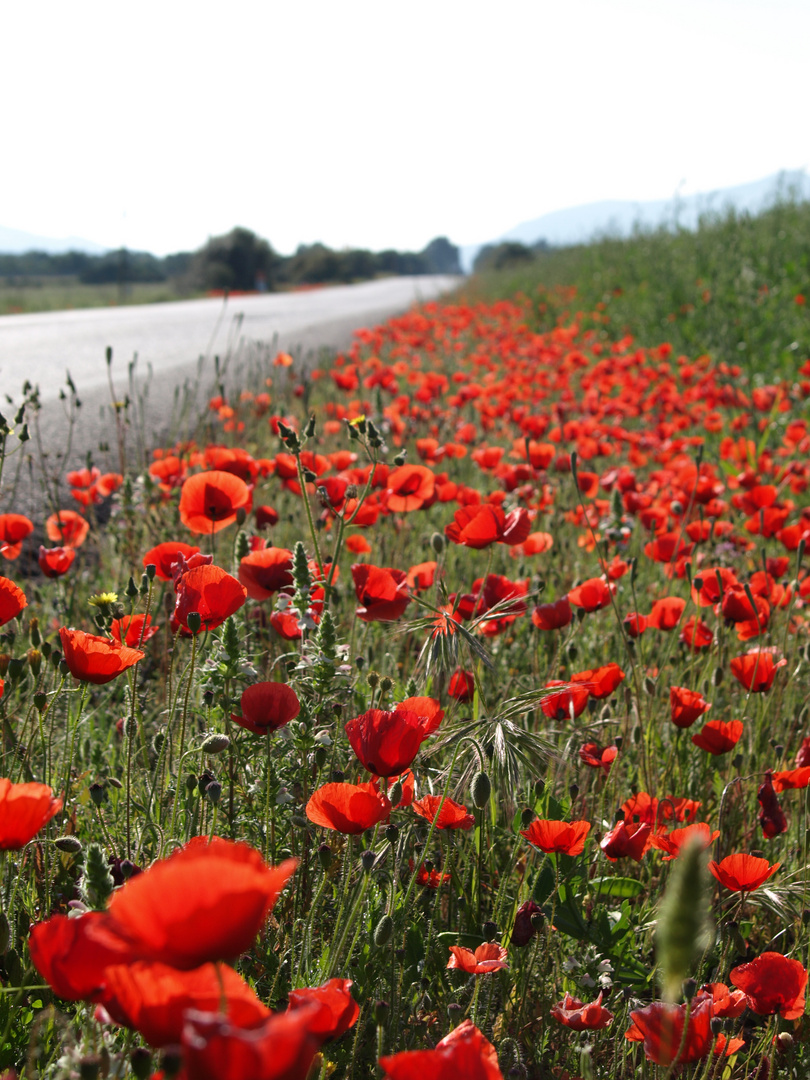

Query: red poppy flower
left=730, top=952, right=807, bottom=1019
left=345, top=534, right=372, bottom=555
left=520, top=818, right=591, bottom=856
left=379, top=1019, right=502, bottom=1080
left=448, top=669, right=475, bottom=701
left=691, top=719, right=743, bottom=755
left=174, top=565, right=247, bottom=632
left=708, top=853, right=780, bottom=893
left=0, top=778, right=62, bottom=849
left=647, top=596, right=686, bottom=630
left=600, top=820, right=652, bottom=862
left=232, top=682, right=301, bottom=736
left=38, top=545, right=76, bottom=578
left=238, top=547, right=294, bottom=601
left=567, top=578, right=615, bottom=612
left=351, top=564, right=411, bottom=622
left=510, top=899, right=543, bottom=947
left=770, top=766, right=810, bottom=791
left=406, top=561, right=438, bottom=591
left=396, top=696, right=444, bottom=736
left=181, top=1004, right=322, bottom=1080
left=644, top=533, right=693, bottom=564
left=0, top=513, right=34, bottom=559
left=729, top=650, right=786, bottom=692
left=669, top=686, right=711, bottom=729
left=531, top=596, right=573, bottom=631
left=570, top=663, right=625, bottom=698
left=143, top=541, right=201, bottom=581
left=551, top=991, right=614, bottom=1031
left=386, top=465, right=435, bottom=512
left=345, top=708, right=426, bottom=778
left=412, top=794, right=475, bottom=830
left=679, top=616, right=713, bottom=651
left=305, top=781, right=391, bottom=834
left=623, top=612, right=648, bottom=637
left=179, top=470, right=252, bottom=534
left=650, top=822, right=719, bottom=861
left=757, top=772, right=788, bottom=838
left=287, top=979, right=359, bottom=1042
left=541, top=681, right=590, bottom=721
left=0, top=576, right=27, bottom=626
left=29, top=911, right=138, bottom=1001
left=628, top=999, right=713, bottom=1066
left=447, top=942, right=509, bottom=974
left=579, top=742, right=618, bottom=775
left=100, top=960, right=270, bottom=1048
left=46, top=509, right=89, bottom=548
left=694, top=982, right=747, bottom=1019
left=89, top=840, right=296, bottom=969
left=59, top=627, right=144, bottom=684
left=444, top=504, right=505, bottom=549
left=110, top=614, right=159, bottom=648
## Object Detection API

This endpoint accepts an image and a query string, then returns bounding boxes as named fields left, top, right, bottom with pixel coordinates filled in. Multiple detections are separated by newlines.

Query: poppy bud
left=54, top=836, right=82, bottom=854
left=235, top=507, right=247, bottom=526
left=126, top=576, right=139, bottom=598
left=331, top=769, right=345, bottom=783
left=120, top=859, right=137, bottom=880
left=710, top=1016, right=723, bottom=1035
left=145, top=563, right=157, bottom=581
left=482, top=920, right=497, bottom=941
left=197, top=771, right=213, bottom=795
left=374, top=999, right=390, bottom=1026
left=317, top=843, right=333, bottom=870
left=206, top=780, right=222, bottom=805
left=202, top=733, right=230, bottom=755
left=161, top=1051, right=184, bottom=1079
left=567, top=643, right=578, bottom=661
left=313, top=746, right=328, bottom=768
left=139, top=574, right=150, bottom=595
left=185, top=611, right=202, bottom=634
left=471, top=771, right=491, bottom=808
left=130, top=1048, right=152, bottom=1080
left=202, top=689, right=214, bottom=707
left=388, top=780, right=403, bottom=806
left=643, top=676, right=656, bottom=695
left=682, top=977, right=697, bottom=1000
left=33, top=691, right=47, bottom=713
left=28, top=617, right=40, bottom=648
left=89, top=782, right=106, bottom=807
left=534, top=779, right=545, bottom=798
left=520, top=807, right=534, bottom=828
left=374, top=914, right=394, bottom=947
left=430, top=531, right=445, bottom=555
left=366, top=670, right=380, bottom=689
left=305, top=413, right=317, bottom=438
left=614, top=736, right=623, bottom=750
left=385, top=824, right=399, bottom=845
left=361, top=849, right=376, bottom=873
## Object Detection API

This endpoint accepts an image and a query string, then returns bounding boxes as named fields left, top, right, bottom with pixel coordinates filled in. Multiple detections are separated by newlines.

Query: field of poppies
left=1, top=214, right=810, bottom=1078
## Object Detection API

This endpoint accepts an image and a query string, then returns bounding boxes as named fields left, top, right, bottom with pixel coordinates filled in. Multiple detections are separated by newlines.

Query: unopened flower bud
left=388, top=780, right=403, bottom=806
left=482, top=920, right=497, bottom=941
left=317, top=843, right=333, bottom=870
left=202, top=733, right=230, bottom=755
left=374, top=999, right=390, bottom=1026
left=471, top=770, right=491, bottom=809
left=430, top=531, right=445, bottom=555
left=521, top=807, right=534, bottom=828
left=385, top=824, right=399, bottom=845
left=374, top=914, right=394, bottom=947
left=130, top=1048, right=152, bottom=1080
left=33, top=691, right=48, bottom=713
left=54, top=836, right=82, bottom=854
left=205, top=780, right=222, bottom=805
left=361, top=849, right=376, bottom=872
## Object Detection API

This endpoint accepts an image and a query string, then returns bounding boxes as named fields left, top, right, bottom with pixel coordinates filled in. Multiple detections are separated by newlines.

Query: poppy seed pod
left=202, top=733, right=230, bottom=755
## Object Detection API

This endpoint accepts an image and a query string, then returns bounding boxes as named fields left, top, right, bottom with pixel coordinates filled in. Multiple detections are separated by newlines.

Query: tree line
left=0, top=230, right=461, bottom=291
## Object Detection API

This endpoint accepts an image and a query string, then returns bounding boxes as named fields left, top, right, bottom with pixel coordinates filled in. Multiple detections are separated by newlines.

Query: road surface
left=0, top=275, right=459, bottom=520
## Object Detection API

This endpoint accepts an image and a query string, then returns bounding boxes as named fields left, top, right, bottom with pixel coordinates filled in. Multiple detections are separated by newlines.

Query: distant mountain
left=460, top=170, right=810, bottom=272
left=0, top=225, right=108, bottom=255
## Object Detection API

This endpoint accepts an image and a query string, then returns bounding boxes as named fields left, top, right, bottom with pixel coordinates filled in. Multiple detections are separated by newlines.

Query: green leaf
left=591, top=876, right=646, bottom=899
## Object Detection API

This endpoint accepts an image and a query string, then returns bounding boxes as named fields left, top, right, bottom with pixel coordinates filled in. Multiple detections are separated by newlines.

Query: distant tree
left=79, top=249, right=167, bottom=285
left=420, top=236, right=461, bottom=274
left=191, top=228, right=282, bottom=291
left=473, top=241, right=535, bottom=273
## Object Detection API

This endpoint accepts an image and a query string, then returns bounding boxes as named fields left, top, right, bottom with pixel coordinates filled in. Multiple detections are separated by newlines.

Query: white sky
left=3, top=0, right=808, bottom=256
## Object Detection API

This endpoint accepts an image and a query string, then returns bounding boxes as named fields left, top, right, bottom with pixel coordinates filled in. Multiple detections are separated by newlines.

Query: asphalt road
left=0, top=276, right=459, bottom=519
